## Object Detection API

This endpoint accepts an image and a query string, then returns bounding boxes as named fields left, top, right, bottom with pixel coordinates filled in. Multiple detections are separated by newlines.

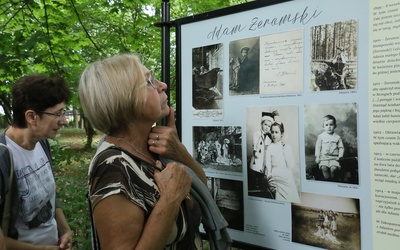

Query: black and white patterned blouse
left=88, top=141, right=202, bottom=249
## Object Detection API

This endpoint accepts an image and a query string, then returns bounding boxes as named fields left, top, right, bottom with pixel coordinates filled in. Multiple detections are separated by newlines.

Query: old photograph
left=192, top=43, right=224, bottom=112
left=310, top=19, right=358, bottom=91
left=292, top=192, right=361, bottom=250
left=246, top=105, right=300, bottom=203
left=207, top=177, right=244, bottom=231
left=304, top=102, right=359, bottom=184
left=229, top=37, right=260, bottom=95
left=193, top=126, right=242, bottom=173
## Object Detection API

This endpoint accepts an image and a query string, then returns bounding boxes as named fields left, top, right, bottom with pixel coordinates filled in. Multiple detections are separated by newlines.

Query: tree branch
left=69, top=0, right=102, bottom=53
left=0, top=0, right=28, bottom=31
left=42, top=0, right=61, bottom=72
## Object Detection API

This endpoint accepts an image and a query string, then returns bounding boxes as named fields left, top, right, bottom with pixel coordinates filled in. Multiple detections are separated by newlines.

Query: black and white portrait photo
left=229, top=37, right=260, bottom=95
left=246, top=105, right=300, bottom=203
left=304, top=102, right=359, bottom=184
left=192, top=43, right=224, bottom=114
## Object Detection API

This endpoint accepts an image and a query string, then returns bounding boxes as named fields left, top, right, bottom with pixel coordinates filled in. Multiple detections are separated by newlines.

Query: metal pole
left=160, top=0, right=170, bottom=125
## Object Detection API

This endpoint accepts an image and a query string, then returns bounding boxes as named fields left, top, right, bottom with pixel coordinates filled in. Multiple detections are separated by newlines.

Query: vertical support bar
left=161, top=0, right=170, bottom=126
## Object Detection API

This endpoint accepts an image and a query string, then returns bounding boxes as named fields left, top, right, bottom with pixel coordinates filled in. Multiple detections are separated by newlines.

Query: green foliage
left=54, top=158, right=92, bottom=249
left=1, top=0, right=251, bottom=112
left=51, top=128, right=99, bottom=249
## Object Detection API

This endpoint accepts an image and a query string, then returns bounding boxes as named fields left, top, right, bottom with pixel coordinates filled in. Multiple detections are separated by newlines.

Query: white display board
left=174, top=0, right=400, bottom=249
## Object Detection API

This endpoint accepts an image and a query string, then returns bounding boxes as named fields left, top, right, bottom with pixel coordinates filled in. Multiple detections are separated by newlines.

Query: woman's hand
left=148, top=108, right=185, bottom=160
left=149, top=108, right=207, bottom=186
left=154, top=161, right=192, bottom=203
left=59, top=229, right=73, bottom=250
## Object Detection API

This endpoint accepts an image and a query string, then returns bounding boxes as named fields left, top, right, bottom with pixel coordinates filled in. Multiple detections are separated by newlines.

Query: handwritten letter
left=260, top=29, right=304, bottom=94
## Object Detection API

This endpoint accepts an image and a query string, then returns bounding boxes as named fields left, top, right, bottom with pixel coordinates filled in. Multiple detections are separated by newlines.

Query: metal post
left=160, top=0, right=171, bottom=125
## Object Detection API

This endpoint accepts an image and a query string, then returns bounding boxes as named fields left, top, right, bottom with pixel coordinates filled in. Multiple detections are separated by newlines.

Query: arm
left=340, top=52, right=348, bottom=63
left=315, top=134, right=322, bottom=164
left=93, top=161, right=192, bottom=250
left=3, top=207, right=72, bottom=250
left=252, top=131, right=261, bottom=157
left=4, top=237, right=59, bottom=250
left=265, top=146, right=272, bottom=176
left=284, top=145, right=295, bottom=170
left=55, top=208, right=73, bottom=250
left=337, top=137, right=344, bottom=159
left=149, top=108, right=207, bottom=186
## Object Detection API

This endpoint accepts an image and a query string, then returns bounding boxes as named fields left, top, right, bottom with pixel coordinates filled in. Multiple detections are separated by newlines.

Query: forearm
left=5, top=236, right=50, bottom=250
left=97, top=195, right=184, bottom=250
left=315, top=140, right=321, bottom=157
left=56, top=208, right=73, bottom=249
left=338, top=148, right=344, bottom=158
left=3, top=210, right=69, bottom=250
left=265, top=152, right=272, bottom=175
left=135, top=196, right=182, bottom=250
left=55, top=208, right=72, bottom=236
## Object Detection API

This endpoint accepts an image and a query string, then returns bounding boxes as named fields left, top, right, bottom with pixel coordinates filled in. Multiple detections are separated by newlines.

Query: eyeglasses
left=38, top=109, right=67, bottom=118
left=146, top=72, right=158, bottom=89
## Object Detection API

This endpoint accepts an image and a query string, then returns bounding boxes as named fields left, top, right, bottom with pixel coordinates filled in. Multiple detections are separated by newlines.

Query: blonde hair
left=79, top=54, right=147, bottom=133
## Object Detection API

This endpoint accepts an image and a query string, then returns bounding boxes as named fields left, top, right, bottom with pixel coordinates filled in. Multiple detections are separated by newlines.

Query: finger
left=155, top=160, right=163, bottom=170
left=167, top=107, right=176, bottom=129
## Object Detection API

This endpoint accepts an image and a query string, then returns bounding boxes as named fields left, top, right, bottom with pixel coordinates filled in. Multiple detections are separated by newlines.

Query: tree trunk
left=82, top=115, right=96, bottom=149
left=73, top=108, right=79, bottom=128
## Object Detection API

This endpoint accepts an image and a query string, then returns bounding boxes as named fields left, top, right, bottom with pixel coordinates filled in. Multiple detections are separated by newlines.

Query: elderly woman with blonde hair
left=79, top=54, right=218, bottom=249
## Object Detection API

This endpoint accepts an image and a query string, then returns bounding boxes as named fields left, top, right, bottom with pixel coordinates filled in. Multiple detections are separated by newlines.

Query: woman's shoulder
left=89, top=142, right=142, bottom=175
left=91, top=141, right=123, bottom=162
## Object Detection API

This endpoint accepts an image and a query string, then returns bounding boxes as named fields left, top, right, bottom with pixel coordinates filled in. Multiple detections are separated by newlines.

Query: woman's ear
left=26, top=110, right=37, bottom=124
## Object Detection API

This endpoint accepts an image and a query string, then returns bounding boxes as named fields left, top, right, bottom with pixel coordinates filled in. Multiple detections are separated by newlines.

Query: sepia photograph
left=310, top=19, right=358, bottom=91
left=304, top=102, right=359, bottom=184
left=229, top=37, right=260, bottom=95
left=193, top=126, right=242, bottom=173
left=207, top=177, right=244, bottom=231
left=192, top=43, right=224, bottom=112
left=292, top=192, right=361, bottom=250
left=246, top=105, right=300, bottom=203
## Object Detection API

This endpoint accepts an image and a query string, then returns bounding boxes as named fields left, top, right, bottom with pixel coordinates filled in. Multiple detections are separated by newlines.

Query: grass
left=52, top=128, right=102, bottom=249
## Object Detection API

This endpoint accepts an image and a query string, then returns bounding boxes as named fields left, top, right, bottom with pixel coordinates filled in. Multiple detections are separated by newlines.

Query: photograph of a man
left=229, top=37, right=259, bottom=95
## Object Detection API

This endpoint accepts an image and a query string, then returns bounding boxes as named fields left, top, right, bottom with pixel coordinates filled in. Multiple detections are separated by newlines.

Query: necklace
left=108, top=135, right=161, bottom=170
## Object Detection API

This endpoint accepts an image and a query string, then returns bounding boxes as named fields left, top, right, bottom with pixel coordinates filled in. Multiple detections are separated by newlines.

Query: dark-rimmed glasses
left=38, top=109, right=67, bottom=118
